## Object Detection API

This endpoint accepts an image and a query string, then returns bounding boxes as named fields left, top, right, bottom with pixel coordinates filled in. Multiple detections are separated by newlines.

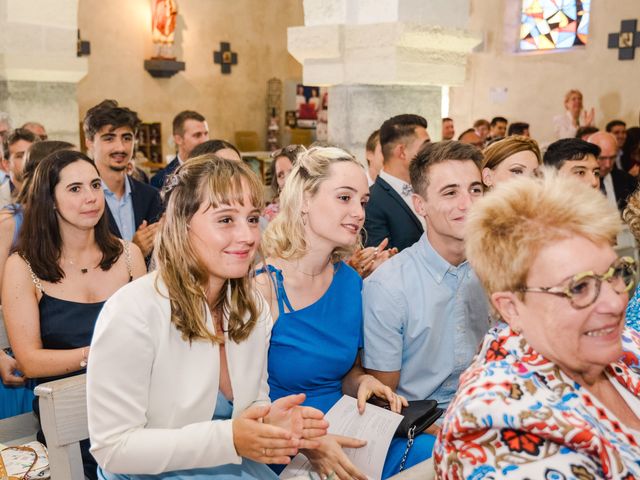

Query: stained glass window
left=520, top=0, right=591, bottom=51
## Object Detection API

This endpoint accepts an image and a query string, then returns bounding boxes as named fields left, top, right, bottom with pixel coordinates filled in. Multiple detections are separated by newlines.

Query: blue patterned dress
left=625, top=285, right=640, bottom=331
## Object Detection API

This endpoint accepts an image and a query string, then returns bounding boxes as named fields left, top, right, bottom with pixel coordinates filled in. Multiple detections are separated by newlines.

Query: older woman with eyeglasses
left=434, top=170, right=640, bottom=479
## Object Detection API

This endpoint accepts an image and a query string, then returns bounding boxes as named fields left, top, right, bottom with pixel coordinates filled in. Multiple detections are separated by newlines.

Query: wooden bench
left=2, top=308, right=87, bottom=478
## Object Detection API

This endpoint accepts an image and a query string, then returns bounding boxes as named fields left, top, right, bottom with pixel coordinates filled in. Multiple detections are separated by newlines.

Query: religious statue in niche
left=152, top=0, right=178, bottom=59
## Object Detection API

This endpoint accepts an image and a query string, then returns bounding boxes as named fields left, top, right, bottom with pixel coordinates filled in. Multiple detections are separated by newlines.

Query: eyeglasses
left=519, top=257, right=636, bottom=309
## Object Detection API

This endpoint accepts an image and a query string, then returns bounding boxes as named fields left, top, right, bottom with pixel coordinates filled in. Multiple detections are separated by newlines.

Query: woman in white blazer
left=87, top=156, right=327, bottom=479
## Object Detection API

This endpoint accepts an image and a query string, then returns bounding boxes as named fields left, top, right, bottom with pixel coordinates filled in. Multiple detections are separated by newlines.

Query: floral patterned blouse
left=434, top=324, right=640, bottom=479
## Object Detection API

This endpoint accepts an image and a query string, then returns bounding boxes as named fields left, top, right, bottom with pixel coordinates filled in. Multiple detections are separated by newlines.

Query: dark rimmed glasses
left=519, top=256, right=636, bottom=310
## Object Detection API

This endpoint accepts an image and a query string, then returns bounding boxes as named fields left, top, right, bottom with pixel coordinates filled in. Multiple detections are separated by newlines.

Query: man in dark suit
left=150, top=110, right=209, bottom=189
left=364, top=114, right=430, bottom=251
left=84, top=100, right=162, bottom=258
left=589, top=131, right=637, bottom=212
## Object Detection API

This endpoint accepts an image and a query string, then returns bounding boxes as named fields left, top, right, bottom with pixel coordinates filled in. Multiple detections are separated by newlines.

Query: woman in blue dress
left=86, top=156, right=327, bottom=480
left=257, top=146, right=432, bottom=479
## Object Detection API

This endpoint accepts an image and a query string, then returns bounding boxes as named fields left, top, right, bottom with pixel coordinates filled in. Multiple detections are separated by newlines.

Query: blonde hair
left=623, top=189, right=640, bottom=242
left=466, top=168, right=621, bottom=297
left=154, top=155, right=265, bottom=344
left=481, top=135, right=541, bottom=171
left=564, top=89, right=583, bottom=105
left=262, top=146, right=363, bottom=261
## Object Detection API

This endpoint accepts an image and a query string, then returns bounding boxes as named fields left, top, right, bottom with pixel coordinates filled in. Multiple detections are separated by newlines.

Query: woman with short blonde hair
left=435, top=170, right=640, bottom=478
left=622, top=188, right=640, bottom=331
left=553, top=88, right=595, bottom=139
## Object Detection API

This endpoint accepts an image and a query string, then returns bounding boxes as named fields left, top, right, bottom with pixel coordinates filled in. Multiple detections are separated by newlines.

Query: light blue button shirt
left=362, top=233, right=490, bottom=409
left=103, top=177, right=135, bottom=241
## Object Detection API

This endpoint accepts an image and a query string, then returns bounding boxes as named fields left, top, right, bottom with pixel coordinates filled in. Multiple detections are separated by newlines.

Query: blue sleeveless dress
left=261, top=262, right=435, bottom=479
left=0, top=204, right=34, bottom=420
left=98, top=392, right=279, bottom=480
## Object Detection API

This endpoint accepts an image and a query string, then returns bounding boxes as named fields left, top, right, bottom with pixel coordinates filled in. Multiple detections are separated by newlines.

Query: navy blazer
left=150, top=157, right=180, bottom=190
left=363, top=176, right=424, bottom=251
left=106, top=176, right=163, bottom=240
left=609, top=167, right=638, bottom=212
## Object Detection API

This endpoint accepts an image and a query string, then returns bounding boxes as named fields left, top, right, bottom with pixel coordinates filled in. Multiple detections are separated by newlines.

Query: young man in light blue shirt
left=363, top=141, right=490, bottom=416
left=84, top=100, right=162, bottom=258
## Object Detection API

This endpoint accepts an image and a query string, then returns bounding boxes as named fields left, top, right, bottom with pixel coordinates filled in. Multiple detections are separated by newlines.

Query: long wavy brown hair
left=154, top=155, right=265, bottom=343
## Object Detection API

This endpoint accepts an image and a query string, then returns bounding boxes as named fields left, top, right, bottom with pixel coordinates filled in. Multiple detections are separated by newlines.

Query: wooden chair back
left=34, top=374, right=88, bottom=480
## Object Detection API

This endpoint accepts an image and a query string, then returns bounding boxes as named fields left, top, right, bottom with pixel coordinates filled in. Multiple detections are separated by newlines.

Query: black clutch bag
left=395, top=399, right=443, bottom=438
left=368, top=397, right=443, bottom=438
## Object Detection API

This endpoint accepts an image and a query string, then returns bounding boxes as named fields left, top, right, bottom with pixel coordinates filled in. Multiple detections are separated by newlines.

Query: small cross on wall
left=608, top=19, right=640, bottom=60
left=213, top=42, right=238, bottom=74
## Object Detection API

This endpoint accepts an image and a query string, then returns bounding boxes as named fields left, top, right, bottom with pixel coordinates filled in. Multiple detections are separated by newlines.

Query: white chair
left=34, top=374, right=88, bottom=480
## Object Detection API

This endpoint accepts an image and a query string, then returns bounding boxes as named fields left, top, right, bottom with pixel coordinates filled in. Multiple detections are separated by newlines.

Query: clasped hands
left=233, top=393, right=328, bottom=465
left=233, top=378, right=408, bottom=479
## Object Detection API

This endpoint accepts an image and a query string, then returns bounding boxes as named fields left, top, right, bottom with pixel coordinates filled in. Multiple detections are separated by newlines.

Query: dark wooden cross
left=608, top=19, right=640, bottom=60
left=213, top=42, right=238, bottom=74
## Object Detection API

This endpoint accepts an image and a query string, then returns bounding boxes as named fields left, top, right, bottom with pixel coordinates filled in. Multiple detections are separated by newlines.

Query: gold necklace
left=65, top=257, right=90, bottom=274
left=287, top=259, right=332, bottom=278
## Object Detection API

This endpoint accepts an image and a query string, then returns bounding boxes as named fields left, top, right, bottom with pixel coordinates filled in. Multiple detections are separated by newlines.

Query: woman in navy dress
left=0, top=141, right=74, bottom=420
left=2, top=150, right=147, bottom=478
left=257, top=146, right=421, bottom=480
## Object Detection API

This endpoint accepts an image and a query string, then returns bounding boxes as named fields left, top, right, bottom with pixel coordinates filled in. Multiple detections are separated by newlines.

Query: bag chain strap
left=0, top=445, right=38, bottom=479
left=398, top=424, right=416, bottom=472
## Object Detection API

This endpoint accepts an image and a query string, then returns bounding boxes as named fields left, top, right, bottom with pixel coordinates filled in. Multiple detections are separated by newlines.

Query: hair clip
left=163, top=174, right=180, bottom=195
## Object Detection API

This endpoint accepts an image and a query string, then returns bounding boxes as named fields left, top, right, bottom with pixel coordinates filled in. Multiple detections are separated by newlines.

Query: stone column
left=0, top=0, right=88, bottom=144
left=288, top=0, right=480, bottom=158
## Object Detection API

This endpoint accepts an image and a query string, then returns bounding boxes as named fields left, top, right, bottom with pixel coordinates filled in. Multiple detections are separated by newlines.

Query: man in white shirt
left=364, top=114, right=429, bottom=251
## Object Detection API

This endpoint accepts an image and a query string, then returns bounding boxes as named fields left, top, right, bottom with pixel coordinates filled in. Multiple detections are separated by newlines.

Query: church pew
left=34, top=374, right=87, bottom=480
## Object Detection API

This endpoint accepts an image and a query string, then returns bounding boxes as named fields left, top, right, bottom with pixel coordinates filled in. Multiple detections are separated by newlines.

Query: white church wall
left=449, top=0, right=640, bottom=144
